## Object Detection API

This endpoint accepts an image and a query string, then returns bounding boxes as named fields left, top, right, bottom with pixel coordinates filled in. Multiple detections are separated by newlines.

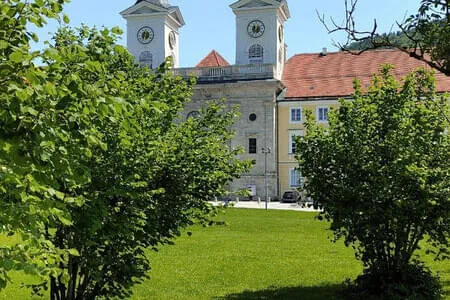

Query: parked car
left=281, top=191, right=301, bottom=203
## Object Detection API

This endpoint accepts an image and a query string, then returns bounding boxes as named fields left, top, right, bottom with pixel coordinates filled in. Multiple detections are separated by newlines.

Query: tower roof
left=135, top=0, right=169, bottom=8
left=196, top=50, right=230, bottom=68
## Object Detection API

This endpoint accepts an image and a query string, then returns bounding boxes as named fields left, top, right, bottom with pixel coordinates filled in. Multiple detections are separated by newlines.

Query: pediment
left=121, top=2, right=185, bottom=26
left=240, top=0, right=272, bottom=8
left=131, top=6, right=161, bottom=15
left=120, top=1, right=167, bottom=17
left=168, top=7, right=185, bottom=26
left=230, top=0, right=290, bottom=19
left=230, top=0, right=281, bottom=10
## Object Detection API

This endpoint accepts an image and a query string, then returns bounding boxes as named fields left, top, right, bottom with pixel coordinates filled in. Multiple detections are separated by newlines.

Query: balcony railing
left=172, top=63, right=276, bottom=83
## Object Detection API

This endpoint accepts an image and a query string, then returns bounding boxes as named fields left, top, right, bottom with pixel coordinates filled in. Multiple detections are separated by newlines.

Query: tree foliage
left=296, top=66, right=450, bottom=298
left=319, top=0, right=450, bottom=76
left=1, top=0, right=73, bottom=290
left=1, top=1, right=250, bottom=299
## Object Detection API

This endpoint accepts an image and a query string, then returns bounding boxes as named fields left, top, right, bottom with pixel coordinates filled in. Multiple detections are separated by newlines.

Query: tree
left=1, top=1, right=250, bottom=299
left=346, top=30, right=415, bottom=50
left=1, top=0, right=75, bottom=291
left=296, top=66, right=450, bottom=298
left=319, top=0, right=450, bottom=76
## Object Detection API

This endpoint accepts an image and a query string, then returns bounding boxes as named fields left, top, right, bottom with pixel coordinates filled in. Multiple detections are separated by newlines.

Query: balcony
left=172, top=63, right=276, bottom=83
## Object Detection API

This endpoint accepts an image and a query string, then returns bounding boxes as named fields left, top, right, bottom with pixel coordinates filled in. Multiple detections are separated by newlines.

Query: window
left=249, top=44, right=263, bottom=64
left=249, top=138, right=257, bottom=154
left=290, top=168, right=303, bottom=187
left=139, top=51, right=153, bottom=68
left=187, top=111, right=200, bottom=119
left=289, top=130, right=303, bottom=154
left=317, top=107, right=329, bottom=122
left=249, top=113, right=257, bottom=122
left=290, top=108, right=302, bottom=123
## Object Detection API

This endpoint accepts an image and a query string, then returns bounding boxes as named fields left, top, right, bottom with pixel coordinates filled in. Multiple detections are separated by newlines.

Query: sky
left=33, top=0, right=422, bottom=67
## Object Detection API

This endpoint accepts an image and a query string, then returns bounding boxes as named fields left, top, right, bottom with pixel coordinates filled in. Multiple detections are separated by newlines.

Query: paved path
left=210, top=201, right=321, bottom=212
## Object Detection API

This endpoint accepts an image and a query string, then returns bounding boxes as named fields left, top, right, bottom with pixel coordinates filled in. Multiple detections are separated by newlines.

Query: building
left=121, top=0, right=450, bottom=199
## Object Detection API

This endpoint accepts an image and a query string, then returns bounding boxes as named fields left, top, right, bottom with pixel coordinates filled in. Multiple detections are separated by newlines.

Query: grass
left=131, top=208, right=450, bottom=299
left=1, top=208, right=449, bottom=299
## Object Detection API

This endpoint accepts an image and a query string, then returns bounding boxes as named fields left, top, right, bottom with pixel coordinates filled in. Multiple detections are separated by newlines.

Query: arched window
left=187, top=111, right=200, bottom=119
left=139, top=51, right=153, bottom=68
left=249, top=44, right=263, bottom=64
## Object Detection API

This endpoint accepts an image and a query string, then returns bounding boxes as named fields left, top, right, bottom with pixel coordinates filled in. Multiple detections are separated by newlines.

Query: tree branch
left=319, top=0, right=450, bottom=76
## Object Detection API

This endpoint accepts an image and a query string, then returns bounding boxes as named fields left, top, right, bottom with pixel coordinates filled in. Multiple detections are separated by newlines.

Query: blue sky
left=34, top=0, right=421, bottom=67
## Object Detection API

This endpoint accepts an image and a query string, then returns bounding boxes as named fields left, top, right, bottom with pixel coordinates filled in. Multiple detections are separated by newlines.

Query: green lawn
left=132, top=209, right=450, bottom=299
left=1, top=208, right=449, bottom=299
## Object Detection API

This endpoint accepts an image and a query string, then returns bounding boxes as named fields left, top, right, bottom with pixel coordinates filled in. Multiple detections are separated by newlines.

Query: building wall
left=126, top=14, right=167, bottom=68
left=184, top=79, right=282, bottom=199
left=163, top=20, right=181, bottom=67
left=277, top=99, right=339, bottom=195
left=235, top=9, right=278, bottom=66
left=125, top=12, right=181, bottom=68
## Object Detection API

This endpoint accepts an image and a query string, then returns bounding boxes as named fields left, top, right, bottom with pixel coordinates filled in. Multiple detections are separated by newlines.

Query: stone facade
left=121, top=0, right=290, bottom=200
left=184, top=80, right=283, bottom=199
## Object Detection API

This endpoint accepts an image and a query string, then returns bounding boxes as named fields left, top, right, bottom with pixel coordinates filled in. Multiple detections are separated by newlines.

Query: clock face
left=168, top=31, right=176, bottom=50
left=247, top=20, right=265, bottom=38
left=137, top=26, right=154, bottom=44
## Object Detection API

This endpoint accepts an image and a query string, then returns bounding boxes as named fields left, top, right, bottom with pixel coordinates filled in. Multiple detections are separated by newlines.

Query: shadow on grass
left=215, top=284, right=345, bottom=300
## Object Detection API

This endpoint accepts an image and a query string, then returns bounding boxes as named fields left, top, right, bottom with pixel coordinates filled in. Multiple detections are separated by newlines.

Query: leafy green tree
left=320, top=0, right=450, bottom=76
left=1, top=0, right=75, bottom=290
left=296, top=66, right=450, bottom=298
left=1, top=1, right=249, bottom=299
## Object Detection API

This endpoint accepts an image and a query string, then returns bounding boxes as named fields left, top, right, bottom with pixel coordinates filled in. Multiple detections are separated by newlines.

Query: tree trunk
left=76, top=267, right=90, bottom=300
left=50, top=276, right=62, bottom=300
left=66, top=258, right=78, bottom=300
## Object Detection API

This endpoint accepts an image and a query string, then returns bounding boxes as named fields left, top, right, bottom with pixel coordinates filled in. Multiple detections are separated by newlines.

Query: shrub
left=345, top=261, right=442, bottom=300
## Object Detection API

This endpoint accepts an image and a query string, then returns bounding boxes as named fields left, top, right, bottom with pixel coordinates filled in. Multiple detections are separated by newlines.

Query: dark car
left=281, top=191, right=301, bottom=203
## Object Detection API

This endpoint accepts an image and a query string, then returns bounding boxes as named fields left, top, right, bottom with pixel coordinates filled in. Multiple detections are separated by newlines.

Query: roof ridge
left=290, top=48, right=404, bottom=57
left=196, top=49, right=230, bottom=68
left=212, top=50, right=221, bottom=65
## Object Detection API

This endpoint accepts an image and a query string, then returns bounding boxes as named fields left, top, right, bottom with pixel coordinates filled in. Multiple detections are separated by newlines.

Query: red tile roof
left=196, top=50, right=230, bottom=68
left=282, top=49, right=450, bottom=99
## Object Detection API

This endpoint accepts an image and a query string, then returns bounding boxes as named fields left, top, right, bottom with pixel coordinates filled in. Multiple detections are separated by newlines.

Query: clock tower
left=120, top=0, right=185, bottom=68
left=230, top=0, right=290, bottom=79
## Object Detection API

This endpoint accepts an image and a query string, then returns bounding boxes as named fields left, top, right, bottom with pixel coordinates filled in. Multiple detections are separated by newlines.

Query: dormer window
left=249, top=44, right=264, bottom=64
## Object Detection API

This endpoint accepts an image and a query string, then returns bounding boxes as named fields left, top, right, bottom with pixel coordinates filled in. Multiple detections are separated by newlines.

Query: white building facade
left=120, top=0, right=185, bottom=68
left=121, top=0, right=290, bottom=200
